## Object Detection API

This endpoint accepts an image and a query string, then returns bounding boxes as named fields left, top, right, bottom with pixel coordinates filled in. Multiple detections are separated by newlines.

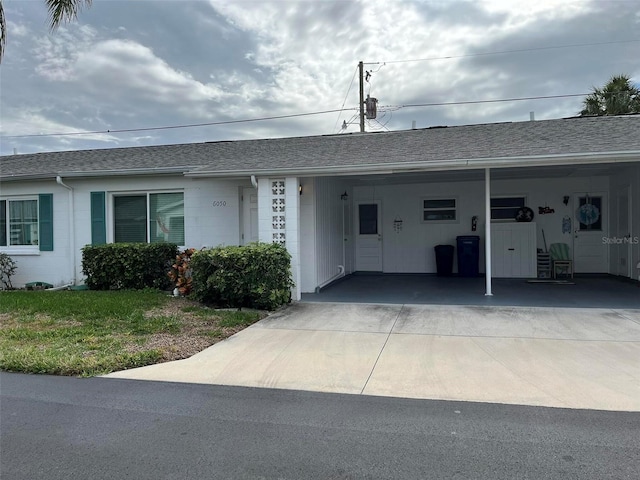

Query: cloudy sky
left=1, top=0, right=639, bottom=155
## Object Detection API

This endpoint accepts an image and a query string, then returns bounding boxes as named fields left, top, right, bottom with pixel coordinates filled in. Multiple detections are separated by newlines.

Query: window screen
left=114, top=195, right=147, bottom=243
left=6, top=199, right=38, bottom=246
left=422, top=198, right=456, bottom=221
left=359, top=204, right=378, bottom=235
left=491, top=197, right=525, bottom=220
left=150, top=192, right=185, bottom=244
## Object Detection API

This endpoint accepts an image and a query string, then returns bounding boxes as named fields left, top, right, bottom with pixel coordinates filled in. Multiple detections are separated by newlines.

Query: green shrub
left=191, top=243, right=293, bottom=310
left=82, top=243, right=178, bottom=290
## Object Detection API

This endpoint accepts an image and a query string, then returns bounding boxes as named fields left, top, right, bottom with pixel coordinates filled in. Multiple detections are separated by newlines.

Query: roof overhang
left=185, top=151, right=640, bottom=178
left=0, top=166, right=194, bottom=183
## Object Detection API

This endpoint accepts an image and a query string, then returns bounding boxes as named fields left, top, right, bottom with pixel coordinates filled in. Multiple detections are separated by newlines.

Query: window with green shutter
left=113, top=192, right=184, bottom=245
left=38, top=194, right=54, bottom=251
left=0, top=197, right=45, bottom=250
left=90, top=192, right=106, bottom=245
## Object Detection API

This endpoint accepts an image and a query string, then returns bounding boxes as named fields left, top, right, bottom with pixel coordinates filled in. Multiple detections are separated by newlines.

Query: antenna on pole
left=358, top=61, right=365, bottom=133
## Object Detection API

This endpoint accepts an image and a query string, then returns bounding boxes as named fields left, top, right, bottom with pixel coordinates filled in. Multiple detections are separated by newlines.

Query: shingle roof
left=1, top=115, right=639, bottom=181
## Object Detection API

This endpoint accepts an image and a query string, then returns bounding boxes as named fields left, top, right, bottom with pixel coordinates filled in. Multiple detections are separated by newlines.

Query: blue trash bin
left=456, top=236, right=479, bottom=277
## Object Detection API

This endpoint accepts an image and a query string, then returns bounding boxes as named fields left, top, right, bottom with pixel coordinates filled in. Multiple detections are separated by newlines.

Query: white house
left=1, top=114, right=639, bottom=298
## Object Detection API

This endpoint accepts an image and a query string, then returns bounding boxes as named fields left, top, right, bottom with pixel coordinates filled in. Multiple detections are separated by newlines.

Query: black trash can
left=456, top=236, right=480, bottom=277
left=434, top=245, right=454, bottom=277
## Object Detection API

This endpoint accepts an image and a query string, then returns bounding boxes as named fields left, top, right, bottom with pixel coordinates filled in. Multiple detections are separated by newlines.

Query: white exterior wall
left=609, top=163, right=640, bottom=279
left=0, top=180, right=73, bottom=287
left=300, top=177, right=353, bottom=293
left=352, top=174, right=610, bottom=275
left=634, top=165, right=640, bottom=280
left=1, top=175, right=248, bottom=288
left=299, top=177, right=317, bottom=293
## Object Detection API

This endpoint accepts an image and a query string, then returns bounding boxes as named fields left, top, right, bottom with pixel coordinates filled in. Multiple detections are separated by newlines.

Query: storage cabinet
left=491, top=222, right=537, bottom=278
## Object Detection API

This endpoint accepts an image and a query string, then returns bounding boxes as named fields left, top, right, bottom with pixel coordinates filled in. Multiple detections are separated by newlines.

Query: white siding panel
left=299, top=178, right=317, bottom=293
left=313, top=177, right=352, bottom=290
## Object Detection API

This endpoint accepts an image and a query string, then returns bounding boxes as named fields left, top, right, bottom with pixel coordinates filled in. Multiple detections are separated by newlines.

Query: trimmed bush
left=191, top=243, right=293, bottom=310
left=82, top=243, right=178, bottom=290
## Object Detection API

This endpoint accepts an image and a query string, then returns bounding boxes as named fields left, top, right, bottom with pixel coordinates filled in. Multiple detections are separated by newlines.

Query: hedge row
left=81, top=242, right=293, bottom=310
left=190, top=243, right=293, bottom=310
left=82, top=243, right=178, bottom=290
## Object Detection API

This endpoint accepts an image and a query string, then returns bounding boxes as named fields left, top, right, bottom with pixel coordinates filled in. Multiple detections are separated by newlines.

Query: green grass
left=0, top=290, right=263, bottom=376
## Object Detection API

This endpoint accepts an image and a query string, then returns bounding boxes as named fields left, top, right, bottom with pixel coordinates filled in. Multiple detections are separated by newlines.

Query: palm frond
left=0, top=0, right=6, bottom=61
left=46, top=0, right=92, bottom=30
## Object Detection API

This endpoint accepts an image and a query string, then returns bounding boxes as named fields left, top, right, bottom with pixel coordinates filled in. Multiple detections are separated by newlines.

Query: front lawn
left=0, top=290, right=265, bottom=376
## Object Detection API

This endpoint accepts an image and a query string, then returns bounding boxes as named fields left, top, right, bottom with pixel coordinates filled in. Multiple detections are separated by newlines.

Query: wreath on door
left=515, top=206, right=535, bottom=222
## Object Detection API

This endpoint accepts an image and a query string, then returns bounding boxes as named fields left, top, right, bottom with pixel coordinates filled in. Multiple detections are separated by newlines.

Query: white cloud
left=1, top=0, right=638, bottom=154
left=1, top=107, right=118, bottom=143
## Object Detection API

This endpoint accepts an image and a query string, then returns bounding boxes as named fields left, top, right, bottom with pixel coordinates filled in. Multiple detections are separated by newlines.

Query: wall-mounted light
left=563, top=196, right=570, bottom=205
left=340, top=191, right=349, bottom=201
left=299, top=184, right=303, bottom=195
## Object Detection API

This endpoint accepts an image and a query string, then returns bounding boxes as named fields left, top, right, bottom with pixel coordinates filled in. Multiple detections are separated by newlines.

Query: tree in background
left=0, top=0, right=93, bottom=62
left=581, top=74, right=640, bottom=116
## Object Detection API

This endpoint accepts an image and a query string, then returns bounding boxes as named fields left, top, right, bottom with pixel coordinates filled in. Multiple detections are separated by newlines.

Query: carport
left=301, top=273, right=640, bottom=309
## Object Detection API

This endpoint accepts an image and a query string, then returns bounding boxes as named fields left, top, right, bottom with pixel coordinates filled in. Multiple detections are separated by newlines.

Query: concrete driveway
left=107, top=303, right=640, bottom=411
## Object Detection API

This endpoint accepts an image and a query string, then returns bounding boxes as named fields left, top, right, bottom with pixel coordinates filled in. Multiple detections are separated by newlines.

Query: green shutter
left=39, top=194, right=54, bottom=251
left=91, top=192, right=107, bottom=245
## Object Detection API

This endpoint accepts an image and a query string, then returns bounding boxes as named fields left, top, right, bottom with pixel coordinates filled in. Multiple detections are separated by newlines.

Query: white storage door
left=491, top=223, right=537, bottom=278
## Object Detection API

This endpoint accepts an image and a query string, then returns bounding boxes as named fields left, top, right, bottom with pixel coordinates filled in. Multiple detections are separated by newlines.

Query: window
left=359, top=204, right=378, bottom=234
left=491, top=196, right=526, bottom=221
left=0, top=198, right=39, bottom=247
left=113, top=192, right=184, bottom=244
left=422, top=198, right=457, bottom=222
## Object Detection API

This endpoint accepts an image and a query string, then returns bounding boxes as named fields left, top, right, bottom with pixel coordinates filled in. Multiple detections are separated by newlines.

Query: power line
left=333, top=65, right=359, bottom=134
left=3, top=92, right=593, bottom=139
left=4, top=108, right=355, bottom=139
left=368, top=39, right=640, bottom=65
left=385, top=93, right=589, bottom=110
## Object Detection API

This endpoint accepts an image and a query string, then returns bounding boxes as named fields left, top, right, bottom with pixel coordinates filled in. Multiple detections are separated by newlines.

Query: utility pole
left=358, top=61, right=365, bottom=133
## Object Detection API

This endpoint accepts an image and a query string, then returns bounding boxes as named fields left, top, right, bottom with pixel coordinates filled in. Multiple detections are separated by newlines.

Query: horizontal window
left=113, top=192, right=184, bottom=245
left=491, top=196, right=526, bottom=221
left=0, top=198, right=38, bottom=247
left=422, top=198, right=457, bottom=222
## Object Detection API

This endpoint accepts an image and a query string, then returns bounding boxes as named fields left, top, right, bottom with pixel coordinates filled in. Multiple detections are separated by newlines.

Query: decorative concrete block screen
left=271, top=179, right=286, bottom=245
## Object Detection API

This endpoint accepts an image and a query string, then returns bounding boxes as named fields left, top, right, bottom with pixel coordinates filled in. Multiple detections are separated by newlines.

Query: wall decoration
left=577, top=195, right=602, bottom=231
left=538, top=206, right=555, bottom=215
left=393, top=217, right=403, bottom=233
left=562, top=215, right=572, bottom=234
left=515, top=206, right=534, bottom=222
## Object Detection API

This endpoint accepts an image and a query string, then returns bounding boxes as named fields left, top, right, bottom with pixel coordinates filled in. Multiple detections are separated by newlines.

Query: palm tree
left=0, top=0, right=93, bottom=62
left=580, top=74, right=640, bottom=116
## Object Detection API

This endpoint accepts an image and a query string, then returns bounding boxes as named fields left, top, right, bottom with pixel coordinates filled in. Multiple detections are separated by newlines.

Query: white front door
left=355, top=201, right=382, bottom=271
left=242, top=187, right=259, bottom=245
left=616, top=185, right=632, bottom=277
left=573, top=193, right=608, bottom=273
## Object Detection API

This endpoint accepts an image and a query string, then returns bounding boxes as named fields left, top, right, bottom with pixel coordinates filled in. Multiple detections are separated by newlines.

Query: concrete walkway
left=107, top=303, right=640, bottom=411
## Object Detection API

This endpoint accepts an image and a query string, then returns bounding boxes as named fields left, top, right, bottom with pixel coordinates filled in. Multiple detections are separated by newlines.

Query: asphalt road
left=1, top=372, right=638, bottom=479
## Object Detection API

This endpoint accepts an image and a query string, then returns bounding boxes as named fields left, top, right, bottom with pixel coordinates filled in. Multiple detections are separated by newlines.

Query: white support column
left=256, top=177, right=302, bottom=301
left=285, top=177, right=301, bottom=301
left=485, top=167, right=493, bottom=296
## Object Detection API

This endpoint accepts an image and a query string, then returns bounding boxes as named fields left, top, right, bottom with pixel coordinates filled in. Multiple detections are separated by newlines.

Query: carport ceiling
left=348, top=161, right=637, bottom=185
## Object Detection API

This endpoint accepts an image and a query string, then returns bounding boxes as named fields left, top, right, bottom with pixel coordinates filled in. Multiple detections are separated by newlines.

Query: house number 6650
left=212, top=201, right=227, bottom=207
